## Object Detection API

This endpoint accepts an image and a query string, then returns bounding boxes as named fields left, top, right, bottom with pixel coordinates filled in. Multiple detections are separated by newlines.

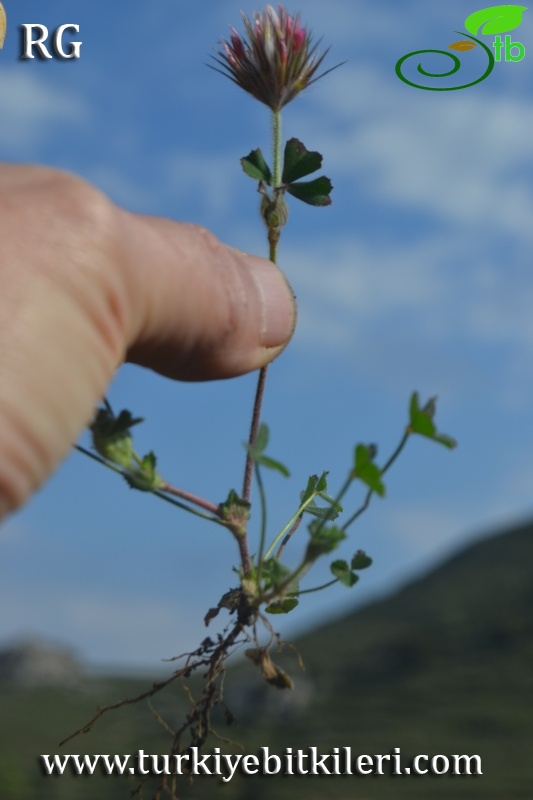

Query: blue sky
left=1, top=1, right=533, bottom=670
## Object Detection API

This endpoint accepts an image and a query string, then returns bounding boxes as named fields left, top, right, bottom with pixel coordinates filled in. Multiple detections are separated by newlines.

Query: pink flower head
left=229, top=27, right=246, bottom=60
left=212, top=4, right=332, bottom=110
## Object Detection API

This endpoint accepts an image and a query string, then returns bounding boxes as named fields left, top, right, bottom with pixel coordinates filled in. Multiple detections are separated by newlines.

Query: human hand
left=0, top=164, right=296, bottom=519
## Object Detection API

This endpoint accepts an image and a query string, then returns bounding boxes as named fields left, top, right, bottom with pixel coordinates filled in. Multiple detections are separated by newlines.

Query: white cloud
left=466, top=261, right=533, bottom=345
left=164, top=150, right=240, bottom=219
left=387, top=505, right=473, bottom=559
left=89, top=165, right=156, bottom=211
left=290, top=0, right=417, bottom=48
left=0, top=69, right=90, bottom=151
left=286, top=236, right=448, bottom=318
left=275, top=223, right=533, bottom=410
left=283, top=232, right=460, bottom=348
left=297, top=64, right=533, bottom=237
left=388, top=456, right=533, bottom=565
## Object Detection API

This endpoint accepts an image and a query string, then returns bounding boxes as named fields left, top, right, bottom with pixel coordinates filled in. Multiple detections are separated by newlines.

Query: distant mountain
left=1, top=520, right=533, bottom=800
left=222, top=519, right=533, bottom=799
left=0, top=638, right=85, bottom=687
left=297, top=517, right=533, bottom=686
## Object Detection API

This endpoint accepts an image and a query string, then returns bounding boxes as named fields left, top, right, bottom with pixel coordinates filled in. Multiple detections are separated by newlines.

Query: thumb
left=0, top=166, right=296, bottom=517
left=120, top=215, right=296, bottom=380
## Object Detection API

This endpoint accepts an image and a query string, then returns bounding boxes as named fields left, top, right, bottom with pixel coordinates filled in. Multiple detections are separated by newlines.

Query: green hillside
left=1, top=519, right=533, bottom=799
left=232, top=519, right=533, bottom=799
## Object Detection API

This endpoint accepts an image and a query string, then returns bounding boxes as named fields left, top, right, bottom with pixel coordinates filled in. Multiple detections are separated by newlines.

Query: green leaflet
left=330, top=560, right=359, bottom=587
left=286, top=176, right=333, bottom=206
left=241, top=148, right=272, bottom=183
left=282, top=137, right=323, bottom=183
left=245, top=423, right=290, bottom=477
left=352, top=444, right=385, bottom=496
left=409, top=392, right=457, bottom=449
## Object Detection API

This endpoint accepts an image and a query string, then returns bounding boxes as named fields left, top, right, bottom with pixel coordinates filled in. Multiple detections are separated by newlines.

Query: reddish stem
left=242, top=364, right=268, bottom=503
left=161, top=482, right=221, bottom=517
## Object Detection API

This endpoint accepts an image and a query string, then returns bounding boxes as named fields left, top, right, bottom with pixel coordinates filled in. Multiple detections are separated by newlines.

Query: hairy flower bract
left=212, top=4, right=331, bottom=110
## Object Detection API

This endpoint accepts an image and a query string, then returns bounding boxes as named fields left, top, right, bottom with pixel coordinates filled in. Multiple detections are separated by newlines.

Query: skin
left=0, top=164, right=296, bottom=520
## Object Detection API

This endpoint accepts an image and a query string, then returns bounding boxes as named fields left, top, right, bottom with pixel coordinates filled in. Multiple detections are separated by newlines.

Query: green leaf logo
left=448, top=40, right=478, bottom=51
left=464, top=4, right=527, bottom=36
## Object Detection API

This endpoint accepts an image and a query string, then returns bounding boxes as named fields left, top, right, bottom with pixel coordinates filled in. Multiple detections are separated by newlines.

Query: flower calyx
left=218, top=489, right=251, bottom=537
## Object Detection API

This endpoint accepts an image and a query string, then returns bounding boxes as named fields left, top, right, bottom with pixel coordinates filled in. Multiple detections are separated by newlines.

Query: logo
left=0, top=3, right=82, bottom=59
left=396, top=4, right=527, bottom=90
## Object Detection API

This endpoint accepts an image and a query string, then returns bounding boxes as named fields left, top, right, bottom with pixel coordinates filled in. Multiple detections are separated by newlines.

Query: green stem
left=255, top=464, right=268, bottom=581
left=261, top=557, right=313, bottom=605
left=381, top=429, right=410, bottom=474
left=75, top=446, right=224, bottom=525
left=297, top=578, right=339, bottom=596
left=341, top=430, right=411, bottom=532
left=272, top=108, right=282, bottom=189
left=295, top=472, right=353, bottom=545
left=275, top=514, right=303, bottom=560
left=152, top=490, right=225, bottom=525
left=263, top=491, right=319, bottom=561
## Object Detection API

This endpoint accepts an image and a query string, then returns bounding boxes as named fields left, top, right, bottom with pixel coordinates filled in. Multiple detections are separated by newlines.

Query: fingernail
left=243, top=255, right=297, bottom=348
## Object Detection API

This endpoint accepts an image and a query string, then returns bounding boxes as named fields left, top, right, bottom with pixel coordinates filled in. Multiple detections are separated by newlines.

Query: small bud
left=260, top=189, right=289, bottom=231
left=126, top=452, right=165, bottom=492
left=218, top=489, right=251, bottom=535
left=91, top=408, right=135, bottom=468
